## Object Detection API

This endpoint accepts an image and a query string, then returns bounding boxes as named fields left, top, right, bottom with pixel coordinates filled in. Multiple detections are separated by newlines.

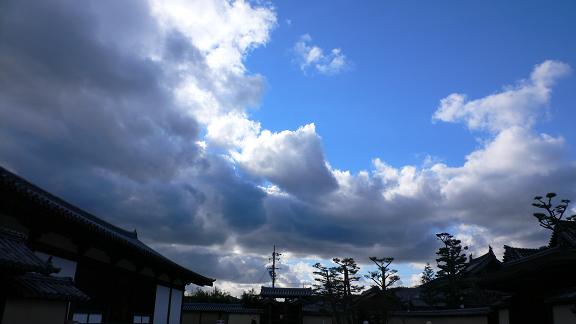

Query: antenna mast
left=268, top=245, right=281, bottom=288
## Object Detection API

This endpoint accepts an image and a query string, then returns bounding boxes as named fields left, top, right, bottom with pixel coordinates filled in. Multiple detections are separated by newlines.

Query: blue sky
left=248, top=0, right=576, bottom=171
left=1, top=0, right=576, bottom=294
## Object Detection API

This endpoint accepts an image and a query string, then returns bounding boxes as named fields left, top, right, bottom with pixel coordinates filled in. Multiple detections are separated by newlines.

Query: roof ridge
left=184, top=302, right=243, bottom=306
left=18, top=272, right=74, bottom=282
left=0, top=165, right=215, bottom=286
left=0, top=166, right=137, bottom=239
left=504, top=245, right=544, bottom=251
left=503, top=246, right=562, bottom=265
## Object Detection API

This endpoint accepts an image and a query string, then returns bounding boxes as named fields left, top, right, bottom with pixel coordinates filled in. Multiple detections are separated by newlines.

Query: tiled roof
left=0, top=227, right=57, bottom=274
left=502, top=245, right=546, bottom=263
left=0, top=166, right=214, bottom=286
left=464, top=247, right=501, bottom=275
left=9, top=273, right=89, bottom=302
left=550, top=221, right=576, bottom=248
left=182, top=303, right=263, bottom=314
left=260, top=287, right=312, bottom=298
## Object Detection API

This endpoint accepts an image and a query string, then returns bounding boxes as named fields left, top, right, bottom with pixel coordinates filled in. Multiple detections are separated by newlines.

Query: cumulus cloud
left=433, top=60, right=571, bottom=133
left=150, top=0, right=276, bottom=72
left=206, top=112, right=261, bottom=149
left=233, top=124, right=338, bottom=198
left=293, top=34, right=349, bottom=75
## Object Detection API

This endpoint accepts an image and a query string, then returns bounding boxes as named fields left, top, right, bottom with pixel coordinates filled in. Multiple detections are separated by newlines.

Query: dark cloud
left=0, top=0, right=199, bottom=183
left=153, top=245, right=269, bottom=285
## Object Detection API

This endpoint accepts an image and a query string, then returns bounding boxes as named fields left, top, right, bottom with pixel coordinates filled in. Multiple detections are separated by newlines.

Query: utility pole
left=268, top=245, right=281, bottom=288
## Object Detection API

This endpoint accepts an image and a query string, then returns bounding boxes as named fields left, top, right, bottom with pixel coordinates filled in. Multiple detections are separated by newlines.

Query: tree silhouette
left=312, top=262, right=343, bottom=296
left=420, top=263, right=435, bottom=285
left=333, top=257, right=363, bottom=296
left=365, top=257, right=400, bottom=290
left=241, top=288, right=262, bottom=308
left=532, top=192, right=575, bottom=230
left=313, top=262, right=344, bottom=324
left=435, top=233, right=468, bottom=279
left=185, top=287, right=235, bottom=303
left=435, top=232, right=468, bottom=307
left=419, top=263, right=437, bottom=306
left=333, top=258, right=363, bottom=324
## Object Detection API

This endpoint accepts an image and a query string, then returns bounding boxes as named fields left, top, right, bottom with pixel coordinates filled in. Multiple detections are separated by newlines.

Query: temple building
left=0, top=166, right=215, bottom=324
left=482, top=220, right=576, bottom=324
left=389, top=222, right=576, bottom=324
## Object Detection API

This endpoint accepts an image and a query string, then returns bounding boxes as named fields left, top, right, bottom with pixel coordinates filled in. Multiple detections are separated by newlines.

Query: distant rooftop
left=260, top=286, right=312, bottom=298
left=503, top=245, right=545, bottom=263
left=183, top=303, right=263, bottom=314
left=550, top=220, right=576, bottom=248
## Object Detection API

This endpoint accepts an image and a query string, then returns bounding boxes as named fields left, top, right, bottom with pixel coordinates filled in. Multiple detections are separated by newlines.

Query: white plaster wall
left=169, top=288, right=183, bottom=324
left=154, top=285, right=171, bottom=324
left=498, top=309, right=509, bottom=324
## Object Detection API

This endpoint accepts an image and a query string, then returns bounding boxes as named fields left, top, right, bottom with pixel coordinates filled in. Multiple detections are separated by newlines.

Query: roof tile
left=0, top=227, right=56, bottom=274
left=182, top=303, right=263, bottom=314
left=260, top=287, right=312, bottom=298
left=9, top=272, right=89, bottom=301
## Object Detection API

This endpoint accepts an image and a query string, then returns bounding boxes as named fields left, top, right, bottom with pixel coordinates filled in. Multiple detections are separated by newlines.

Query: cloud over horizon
left=0, top=0, right=574, bottom=296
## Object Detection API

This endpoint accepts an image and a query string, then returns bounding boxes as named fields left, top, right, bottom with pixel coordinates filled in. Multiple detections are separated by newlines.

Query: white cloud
left=293, top=34, right=349, bottom=76
left=150, top=0, right=276, bottom=72
left=433, top=60, right=571, bottom=133
left=206, top=112, right=261, bottom=148
left=154, top=0, right=275, bottom=127
left=233, top=123, right=338, bottom=197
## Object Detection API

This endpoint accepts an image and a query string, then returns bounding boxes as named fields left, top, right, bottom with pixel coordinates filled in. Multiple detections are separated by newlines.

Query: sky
left=1, top=0, right=576, bottom=295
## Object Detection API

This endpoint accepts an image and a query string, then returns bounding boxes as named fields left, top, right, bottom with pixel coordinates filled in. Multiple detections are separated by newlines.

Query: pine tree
left=313, top=262, right=344, bottom=324
left=435, top=232, right=468, bottom=307
left=333, top=258, right=363, bottom=324
left=435, top=233, right=468, bottom=279
left=419, top=263, right=437, bottom=306
left=333, top=257, right=363, bottom=296
left=312, top=262, right=343, bottom=297
left=364, top=257, right=400, bottom=290
left=420, top=263, right=435, bottom=285
left=532, top=192, right=575, bottom=230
